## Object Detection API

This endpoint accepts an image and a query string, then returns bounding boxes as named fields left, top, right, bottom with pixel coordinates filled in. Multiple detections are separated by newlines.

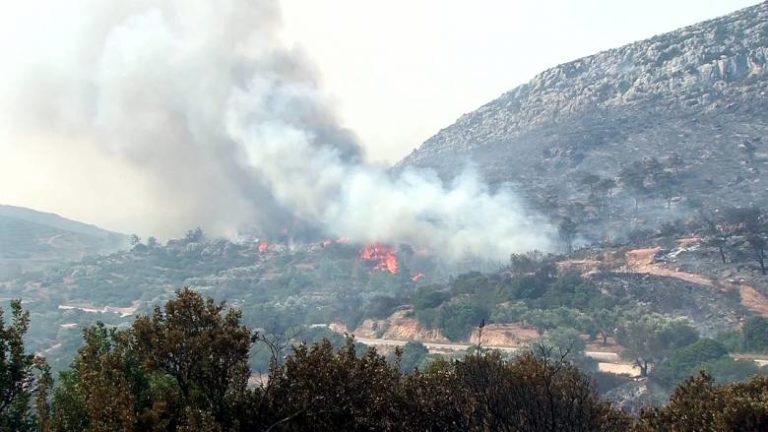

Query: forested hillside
left=3, top=202, right=768, bottom=408
left=3, top=290, right=768, bottom=431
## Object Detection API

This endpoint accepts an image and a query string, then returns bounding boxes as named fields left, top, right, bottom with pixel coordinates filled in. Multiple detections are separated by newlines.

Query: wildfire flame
left=359, top=243, right=399, bottom=274
left=258, top=241, right=270, bottom=253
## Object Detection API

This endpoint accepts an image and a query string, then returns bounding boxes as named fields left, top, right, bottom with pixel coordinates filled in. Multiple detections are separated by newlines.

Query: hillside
left=397, top=3, right=768, bottom=240
left=5, top=216, right=768, bottom=389
left=0, top=235, right=433, bottom=371
left=0, top=205, right=128, bottom=277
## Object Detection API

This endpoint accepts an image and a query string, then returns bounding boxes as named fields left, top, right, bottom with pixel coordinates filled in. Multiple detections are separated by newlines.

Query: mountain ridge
left=397, top=2, right=768, bottom=240
left=401, top=2, right=767, bottom=160
left=0, top=204, right=128, bottom=277
left=0, top=204, right=124, bottom=240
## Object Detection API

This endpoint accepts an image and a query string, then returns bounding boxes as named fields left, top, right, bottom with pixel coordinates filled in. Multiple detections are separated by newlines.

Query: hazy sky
left=0, top=0, right=759, bottom=232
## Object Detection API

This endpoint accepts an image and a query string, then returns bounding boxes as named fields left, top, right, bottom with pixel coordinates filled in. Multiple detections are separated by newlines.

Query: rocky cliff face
left=397, top=3, right=768, bottom=239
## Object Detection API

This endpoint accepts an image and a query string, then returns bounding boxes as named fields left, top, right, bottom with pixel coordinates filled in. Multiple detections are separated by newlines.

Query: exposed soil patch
left=624, top=247, right=713, bottom=286
left=734, top=284, right=768, bottom=316
left=598, top=362, right=641, bottom=377
left=469, top=323, right=539, bottom=347
left=623, top=246, right=768, bottom=317
left=353, top=310, right=450, bottom=343
left=586, top=337, right=623, bottom=354
left=558, top=259, right=604, bottom=277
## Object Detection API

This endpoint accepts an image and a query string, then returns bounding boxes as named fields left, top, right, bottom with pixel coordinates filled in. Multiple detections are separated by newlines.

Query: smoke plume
left=1, top=0, right=554, bottom=261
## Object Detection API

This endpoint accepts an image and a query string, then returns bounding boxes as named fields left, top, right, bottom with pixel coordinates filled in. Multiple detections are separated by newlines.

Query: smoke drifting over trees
left=0, top=0, right=553, bottom=261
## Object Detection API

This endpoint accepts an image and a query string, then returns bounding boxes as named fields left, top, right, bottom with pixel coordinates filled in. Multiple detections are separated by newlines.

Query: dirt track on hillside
left=625, top=247, right=768, bottom=317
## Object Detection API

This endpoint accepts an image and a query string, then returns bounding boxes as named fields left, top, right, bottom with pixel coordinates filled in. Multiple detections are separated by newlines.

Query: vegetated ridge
left=0, top=204, right=128, bottom=277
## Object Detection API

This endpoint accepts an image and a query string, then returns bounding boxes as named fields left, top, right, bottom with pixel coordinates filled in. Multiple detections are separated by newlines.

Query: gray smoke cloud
left=2, top=0, right=554, bottom=261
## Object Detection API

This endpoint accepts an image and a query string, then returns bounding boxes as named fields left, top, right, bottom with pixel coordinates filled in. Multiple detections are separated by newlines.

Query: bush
left=699, top=357, right=762, bottom=385
left=402, top=352, right=630, bottom=432
left=397, top=341, right=429, bottom=372
left=654, top=339, right=729, bottom=387
left=637, top=372, right=768, bottom=431
left=364, top=295, right=406, bottom=319
left=437, top=301, right=489, bottom=341
left=411, top=288, right=449, bottom=311
left=742, top=316, right=768, bottom=352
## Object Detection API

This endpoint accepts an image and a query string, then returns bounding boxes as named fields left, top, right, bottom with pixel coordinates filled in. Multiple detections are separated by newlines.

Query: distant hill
left=397, top=3, right=768, bottom=241
left=0, top=205, right=128, bottom=277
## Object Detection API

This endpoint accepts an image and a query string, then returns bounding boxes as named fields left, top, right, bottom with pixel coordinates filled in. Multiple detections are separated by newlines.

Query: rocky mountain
left=397, top=2, right=768, bottom=239
left=0, top=204, right=128, bottom=277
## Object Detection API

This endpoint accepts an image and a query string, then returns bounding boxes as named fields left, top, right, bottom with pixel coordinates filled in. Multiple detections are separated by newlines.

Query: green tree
left=0, top=300, right=49, bottom=432
left=542, top=327, right=586, bottom=354
left=538, top=327, right=596, bottom=371
left=654, top=339, right=729, bottom=387
left=397, top=342, right=429, bottom=373
left=132, top=288, right=253, bottom=426
left=558, top=217, right=578, bottom=254
left=594, top=308, right=619, bottom=346
left=619, top=162, right=648, bottom=211
left=508, top=251, right=545, bottom=276
left=523, top=309, right=563, bottom=336
left=437, top=301, right=489, bottom=341
left=699, top=357, right=761, bottom=385
left=701, top=214, right=730, bottom=264
left=182, top=227, right=205, bottom=245
left=264, top=338, right=401, bottom=431
left=617, top=313, right=699, bottom=377
left=655, top=170, right=678, bottom=209
left=51, top=289, right=255, bottom=431
left=636, top=372, right=768, bottom=431
left=403, top=351, right=630, bottom=432
left=722, top=206, right=768, bottom=274
left=747, top=234, right=767, bottom=275
left=50, top=323, right=147, bottom=432
left=742, top=316, right=768, bottom=352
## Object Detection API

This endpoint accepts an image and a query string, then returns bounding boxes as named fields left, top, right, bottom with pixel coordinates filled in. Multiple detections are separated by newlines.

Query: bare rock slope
left=398, top=3, right=768, bottom=225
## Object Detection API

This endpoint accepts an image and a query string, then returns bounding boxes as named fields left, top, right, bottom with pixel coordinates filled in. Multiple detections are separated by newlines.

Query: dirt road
left=355, top=336, right=632, bottom=372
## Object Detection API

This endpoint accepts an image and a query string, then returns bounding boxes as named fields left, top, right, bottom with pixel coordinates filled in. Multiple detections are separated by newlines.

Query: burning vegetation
left=360, top=243, right=399, bottom=274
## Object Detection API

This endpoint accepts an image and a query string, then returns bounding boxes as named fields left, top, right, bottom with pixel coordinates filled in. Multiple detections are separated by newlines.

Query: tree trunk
left=636, top=359, right=649, bottom=377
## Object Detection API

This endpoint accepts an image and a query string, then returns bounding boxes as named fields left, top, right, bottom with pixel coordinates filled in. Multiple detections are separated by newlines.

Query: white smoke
left=1, top=0, right=554, bottom=261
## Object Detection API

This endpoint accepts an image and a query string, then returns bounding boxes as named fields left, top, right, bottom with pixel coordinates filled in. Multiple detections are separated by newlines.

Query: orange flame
left=359, top=243, right=399, bottom=274
left=258, top=241, right=270, bottom=253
